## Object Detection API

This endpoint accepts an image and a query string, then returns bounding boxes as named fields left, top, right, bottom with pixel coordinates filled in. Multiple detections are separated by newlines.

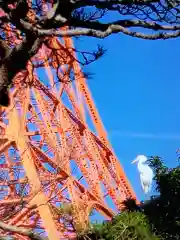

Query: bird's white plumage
left=132, top=155, right=153, bottom=194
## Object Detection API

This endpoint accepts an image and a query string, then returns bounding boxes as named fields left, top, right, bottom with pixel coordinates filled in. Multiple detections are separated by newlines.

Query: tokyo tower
left=0, top=7, right=137, bottom=240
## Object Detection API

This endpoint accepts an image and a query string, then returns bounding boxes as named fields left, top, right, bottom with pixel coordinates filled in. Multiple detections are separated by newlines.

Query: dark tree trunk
left=0, top=0, right=43, bottom=107
left=0, top=64, right=10, bottom=106
left=0, top=35, right=43, bottom=107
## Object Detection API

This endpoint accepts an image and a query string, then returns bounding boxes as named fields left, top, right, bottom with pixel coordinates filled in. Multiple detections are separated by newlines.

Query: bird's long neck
left=137, top=161, right=146, bottom=173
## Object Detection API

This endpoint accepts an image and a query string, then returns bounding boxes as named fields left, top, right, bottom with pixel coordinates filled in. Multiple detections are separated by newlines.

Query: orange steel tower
left=0, top=10, right=137, bottom=240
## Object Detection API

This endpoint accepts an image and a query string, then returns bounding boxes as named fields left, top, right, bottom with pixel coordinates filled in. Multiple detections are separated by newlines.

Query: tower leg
left=6, top=98, right=60, bottom=240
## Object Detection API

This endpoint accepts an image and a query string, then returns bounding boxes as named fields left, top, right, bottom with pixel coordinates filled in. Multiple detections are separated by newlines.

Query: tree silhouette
left=124, top=156, right=180, bottom=240
left=0, top=0, right=180, bottom=106
left=144, top=156, right=180, bottom=239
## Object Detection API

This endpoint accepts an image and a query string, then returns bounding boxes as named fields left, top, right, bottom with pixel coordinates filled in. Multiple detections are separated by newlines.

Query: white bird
left=132, top=155, right=153, bottom=194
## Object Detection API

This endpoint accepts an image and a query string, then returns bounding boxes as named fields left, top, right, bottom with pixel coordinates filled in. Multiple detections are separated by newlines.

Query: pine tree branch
left=74, top=0, right=159, bottom=9
left=0, top=220, right=44, bottom=240
left=20, top=18, right=180, bottom=40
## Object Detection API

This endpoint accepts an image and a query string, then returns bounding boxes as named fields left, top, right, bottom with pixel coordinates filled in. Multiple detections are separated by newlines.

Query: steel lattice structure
left=0, top=12, right=137, bottom=240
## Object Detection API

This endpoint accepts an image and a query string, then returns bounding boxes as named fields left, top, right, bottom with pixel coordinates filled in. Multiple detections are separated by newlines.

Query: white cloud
left=108, top=131, right=180, bottom=140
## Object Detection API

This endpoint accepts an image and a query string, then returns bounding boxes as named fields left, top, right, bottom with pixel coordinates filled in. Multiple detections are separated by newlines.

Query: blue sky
left=75, top=34, right=180, bottom=201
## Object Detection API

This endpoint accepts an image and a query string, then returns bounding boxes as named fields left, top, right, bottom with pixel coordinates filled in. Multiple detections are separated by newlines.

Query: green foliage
left=144, top=156, right=180, bottom=240
left=124, top=156, right=180, bottom=240
left=58, top=202, right=74, bottom=215
left=77, top=211, right=158, bottom=240
left=122, top=197, right=141, bottom=212
left=103, top=211, right=158, bottom=240
left=78, top=155, right=180, bottom=240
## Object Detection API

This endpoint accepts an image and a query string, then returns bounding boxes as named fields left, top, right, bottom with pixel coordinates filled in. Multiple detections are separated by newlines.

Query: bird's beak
left=131, top=158, right=138, bottom=164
